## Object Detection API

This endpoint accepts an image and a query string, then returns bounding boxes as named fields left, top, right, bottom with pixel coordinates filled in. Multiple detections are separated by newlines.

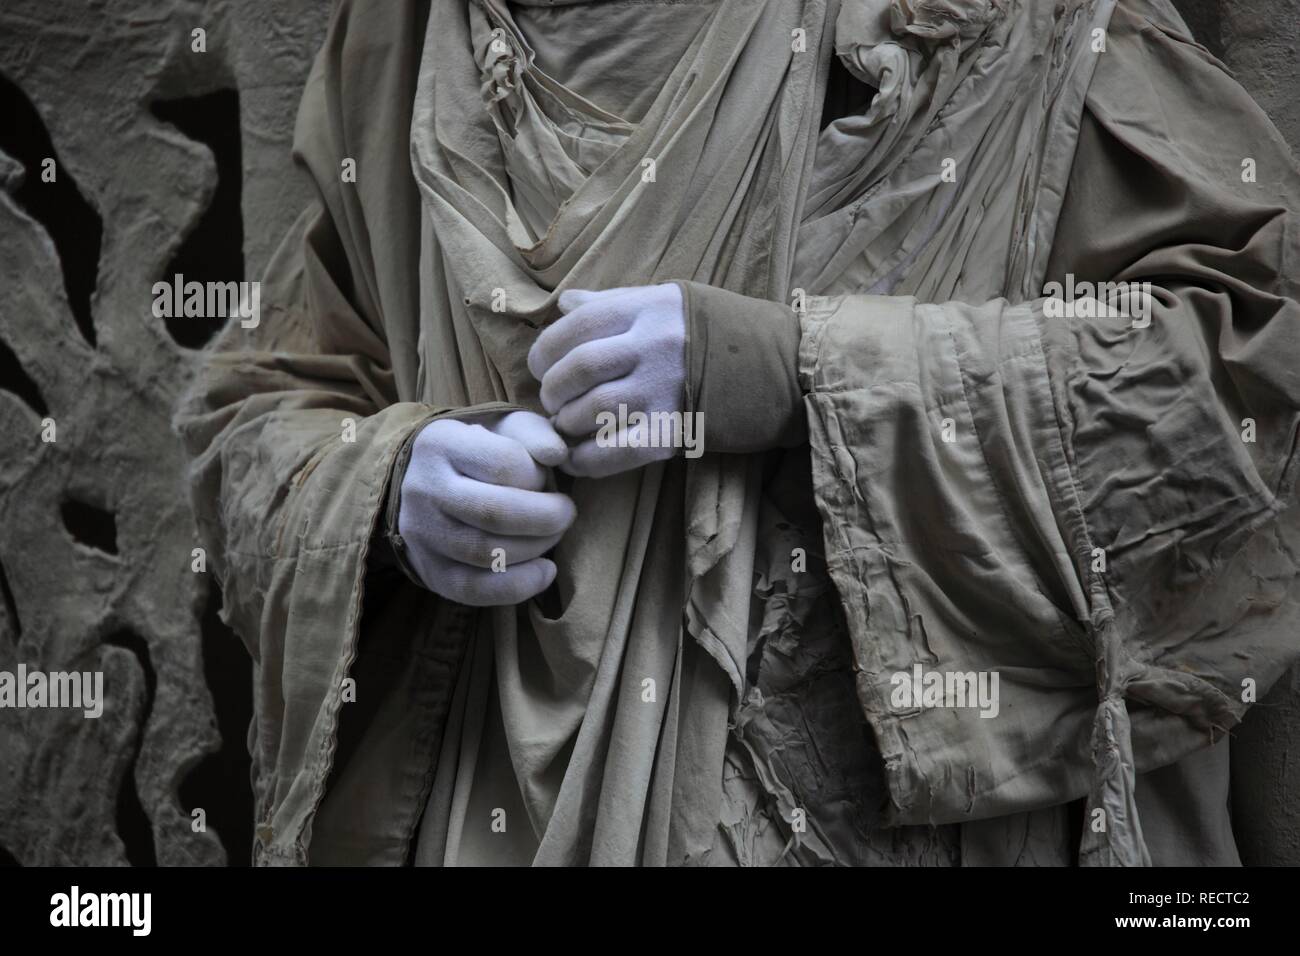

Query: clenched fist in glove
left=528, top=283, right=688, bottom=478
left=396, top=410, right=576, bottom=606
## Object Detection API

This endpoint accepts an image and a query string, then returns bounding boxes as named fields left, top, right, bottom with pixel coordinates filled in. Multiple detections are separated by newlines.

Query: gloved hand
left=527, top=283, right=687, bottom=478
left=397, top=410, right=575, bottom=606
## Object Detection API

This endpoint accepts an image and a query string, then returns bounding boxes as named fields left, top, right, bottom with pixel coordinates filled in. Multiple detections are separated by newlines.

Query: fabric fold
left=176, top=0, right=1300, bottom=868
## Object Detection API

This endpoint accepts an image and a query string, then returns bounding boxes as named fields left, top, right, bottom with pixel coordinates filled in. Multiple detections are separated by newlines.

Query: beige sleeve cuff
left=677, top=280, right=807, bottom=454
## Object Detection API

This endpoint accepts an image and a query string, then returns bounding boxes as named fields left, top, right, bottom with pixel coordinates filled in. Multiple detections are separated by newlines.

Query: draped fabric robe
left=176, top=0, right=1300, bottom=866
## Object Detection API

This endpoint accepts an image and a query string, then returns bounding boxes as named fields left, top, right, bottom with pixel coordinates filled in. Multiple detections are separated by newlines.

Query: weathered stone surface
left=0, top=0, right=1295, bottom=866
left=0, top=0, right=327, bottom=866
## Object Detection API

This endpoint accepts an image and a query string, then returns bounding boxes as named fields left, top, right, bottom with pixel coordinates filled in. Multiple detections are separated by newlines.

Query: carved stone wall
left=0, top=0, right=328, bottom=866
left=0, top=0, right=1294, bottom=866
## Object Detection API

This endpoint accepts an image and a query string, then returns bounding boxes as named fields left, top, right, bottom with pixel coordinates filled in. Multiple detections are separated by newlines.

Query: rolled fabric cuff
left=677, top=280, right=807, bottom=454
left=374, top=401, right=524, bottom=588
left=374, top=420, right=431, bottom=587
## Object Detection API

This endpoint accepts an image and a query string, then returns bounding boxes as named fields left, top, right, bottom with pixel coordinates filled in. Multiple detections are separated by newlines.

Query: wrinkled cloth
left=175, top=0, right=1300, bottom=867
left=794, top=0, right=1300, bottom=865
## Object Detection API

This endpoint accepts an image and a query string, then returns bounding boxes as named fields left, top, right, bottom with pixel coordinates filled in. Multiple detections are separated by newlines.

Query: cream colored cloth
left=176, top=0, right=1300, bottom=867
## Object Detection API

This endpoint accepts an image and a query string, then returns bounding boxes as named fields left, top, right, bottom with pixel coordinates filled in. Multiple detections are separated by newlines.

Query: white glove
left=527, top=283, right=687, bottom=478
left=397, top=410, right=575, bottom=606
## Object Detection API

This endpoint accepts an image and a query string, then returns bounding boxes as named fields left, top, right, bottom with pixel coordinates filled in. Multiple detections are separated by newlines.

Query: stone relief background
left=0, top=0, right=1295, bottom=866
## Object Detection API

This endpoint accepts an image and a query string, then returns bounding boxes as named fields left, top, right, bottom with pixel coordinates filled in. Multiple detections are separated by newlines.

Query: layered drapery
left=177, top=0, right=1300, bottom=866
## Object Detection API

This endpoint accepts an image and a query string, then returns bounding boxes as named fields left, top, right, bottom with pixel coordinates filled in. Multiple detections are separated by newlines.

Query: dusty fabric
left=679, top=280, right=807, bottom=454
left=407, top=0, right=845, bottom=866
left=177, top=0, right=474, bottom=865
left=408, top=0, right=1114, bottom=867
left=174, top=0, right=1300, bottom=867
left=797, top=0, right=1300, bottom=865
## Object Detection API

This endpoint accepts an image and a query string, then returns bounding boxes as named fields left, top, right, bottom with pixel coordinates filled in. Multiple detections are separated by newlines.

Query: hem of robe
left=250, top=400, right=519, bottom=866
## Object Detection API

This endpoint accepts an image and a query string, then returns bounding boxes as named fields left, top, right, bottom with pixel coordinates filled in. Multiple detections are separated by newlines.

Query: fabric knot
left=1078, top=617, right=1152, bottom=866
left=889, top=0, right=1004, bottom=42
